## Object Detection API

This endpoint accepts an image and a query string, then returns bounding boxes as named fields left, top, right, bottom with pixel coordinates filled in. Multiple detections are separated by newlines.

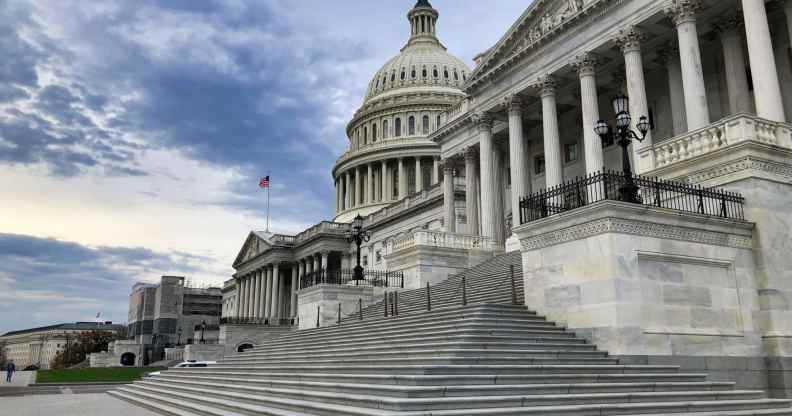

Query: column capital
left=665, top=0, right=703, bottom=26
left=712, top=13, right=744, bottom=36
left=441, top=158, right=458, bottom=174
left=655, top=43, right=680, bottom=66
left=614, top=26, right=645, bottom=54
left=571, top=52, right=599, bottom=78
left=464, top=146, right=479, bottom=162
left=472, top=113, right=493, bottom=131
left=503, top=94, right=523, bottom=115
left=534, top=75, right=557, bottom=98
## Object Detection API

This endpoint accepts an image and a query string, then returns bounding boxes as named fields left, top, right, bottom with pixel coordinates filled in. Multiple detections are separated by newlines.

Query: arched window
left=363, top=127, right=368, bottom=145
left=372, top=123, right=377, bottom=141
left=400, top=69, right=406, bottom=80
left=433, top=67, right=439, bottom=78
left=411, top=66, right=416, bottom=79
left=391, top=71, right=396, bottom=83
left=436, top=115, right=441, bottom=130
left=383, top=120, right=389, bottom=139
left=443, top=68, right=449, bottom=79
left=395, top=118, right=402, bottom=137
left=453, top=70, right=459, bottom=81
left=422, top=115, right=430, bottom=134
left=422, top=67, right=427, bottom=78
left=408, top=116, right=416, bottom=135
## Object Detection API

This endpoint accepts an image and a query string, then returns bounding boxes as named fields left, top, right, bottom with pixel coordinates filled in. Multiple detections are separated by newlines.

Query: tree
left=50, top=330, right=124, bottom=369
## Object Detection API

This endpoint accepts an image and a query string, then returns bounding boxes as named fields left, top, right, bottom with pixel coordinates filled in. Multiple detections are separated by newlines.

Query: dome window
left=372, top=124, right=378, bottom=141
left=401, top=68, right=406, bottom=80
left=436, top=115, right=441, bottom=131
left=363, top=127, right=368, bottom=145
left=444, top=68, right=449, bottom=79
left=422, top=67, right=427, bottom=78
left=391, top=71, right=396, bottom=83
left=383, top=120, right=389, bottom=139
left=408, top=116, right=416, bottom=135
left=395, top=118, right=402, bottom=137
left=433, top=67, right=439, bottom=78
left=462, top=73, right=467, bottom=81
left=422, top=115, right=430, bottom=134
left=411, top=66, right=416, bottom=79
left=453, top=70, right=459, bottom=81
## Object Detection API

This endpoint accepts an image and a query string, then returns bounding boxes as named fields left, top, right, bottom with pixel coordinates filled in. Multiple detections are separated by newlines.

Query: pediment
left=232, top=232, right=272, bottom=268
left=468, top=0, right=593, bottom=87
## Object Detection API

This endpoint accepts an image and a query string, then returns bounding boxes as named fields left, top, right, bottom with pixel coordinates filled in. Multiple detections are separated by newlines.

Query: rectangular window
left=375, top=251, right=382, bottom=263
left=534, top=155, right=545, bottom=175
left=564, top=143, right=579, bottom=163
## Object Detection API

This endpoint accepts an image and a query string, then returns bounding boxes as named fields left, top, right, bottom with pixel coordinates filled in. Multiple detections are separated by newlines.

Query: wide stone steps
left=148, top=374, right=738, bottom=398
left=112, top=253, right=792, bottom=415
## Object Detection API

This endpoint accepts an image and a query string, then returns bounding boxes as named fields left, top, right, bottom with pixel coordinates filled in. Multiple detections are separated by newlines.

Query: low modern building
left=0, top=321, right=124, bottom=370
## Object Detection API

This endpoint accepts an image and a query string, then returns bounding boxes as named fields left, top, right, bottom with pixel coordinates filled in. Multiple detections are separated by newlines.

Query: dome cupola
left=407, top=0, right=440, bottom=48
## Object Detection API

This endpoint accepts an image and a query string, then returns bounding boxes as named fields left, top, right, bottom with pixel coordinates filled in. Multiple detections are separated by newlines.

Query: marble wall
left=296, top=285, right=380, bottom=330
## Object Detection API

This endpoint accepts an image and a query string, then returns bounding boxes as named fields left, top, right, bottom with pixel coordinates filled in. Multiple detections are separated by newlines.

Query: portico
left=433, top=0, right=791, bottom=246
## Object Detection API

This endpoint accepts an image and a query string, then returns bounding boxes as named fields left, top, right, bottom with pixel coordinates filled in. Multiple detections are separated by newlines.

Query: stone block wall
left=297, top=285, right=379, bottom=329
left=219, top=324, right=294, bottom=356
left=386, top=245, right=494, bottom=289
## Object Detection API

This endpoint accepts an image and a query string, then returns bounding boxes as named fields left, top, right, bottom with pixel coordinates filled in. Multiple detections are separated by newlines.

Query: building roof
left=1, top=322, right=124, bottom=338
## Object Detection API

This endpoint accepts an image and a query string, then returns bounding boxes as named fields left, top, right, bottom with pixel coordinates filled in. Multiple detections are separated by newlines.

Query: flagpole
left=266, top=171, right=271, bottom=232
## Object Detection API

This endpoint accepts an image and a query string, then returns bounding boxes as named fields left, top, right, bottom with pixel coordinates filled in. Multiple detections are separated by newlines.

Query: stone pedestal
left=219, top=324, right=294, bottom=356
left=183, top=344, right=225, bottom=362
left=296, top=285, right=378, bottom=330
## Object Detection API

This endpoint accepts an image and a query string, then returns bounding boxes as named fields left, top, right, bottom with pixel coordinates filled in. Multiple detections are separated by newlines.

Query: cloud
left=0, top=233, right=217, bottom=334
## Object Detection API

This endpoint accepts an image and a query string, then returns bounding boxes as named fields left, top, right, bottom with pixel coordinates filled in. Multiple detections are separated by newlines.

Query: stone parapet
left=296, top=285, right=379, bottom=330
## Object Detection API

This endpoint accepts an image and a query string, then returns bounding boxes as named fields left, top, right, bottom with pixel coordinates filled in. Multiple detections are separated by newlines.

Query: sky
left=0, top=0, right=530, bottom=334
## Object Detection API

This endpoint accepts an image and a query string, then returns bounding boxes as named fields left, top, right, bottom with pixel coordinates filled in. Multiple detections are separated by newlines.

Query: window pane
left=408, top=117, right=415, bottom=135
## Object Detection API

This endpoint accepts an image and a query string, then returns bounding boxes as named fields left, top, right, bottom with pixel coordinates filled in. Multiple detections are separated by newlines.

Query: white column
left=354, top=166, right=362, bottom=207
left=443, top=160, right=456, bottom=233
left=247, top=275, right=255, bottom=318
left=344, top=172, right=352, bottom=210
left=367, top=164, right=374, bottom=204
left=271, top=266, right=280, bottom=320
left=616, top=26, right=653, bottom=158
left=492, top=144, right=506, bottom=243
left=320, top=251, right=329, bottom=271
left=291, top=263, right=298, bottom=319
left=464, top=147, right=480, bottom=236
left=475, top=114, right=497, bottom=239
left=415, top=158, right=423, bottom=193
left=398, top=158, right=407, bottom=199
left=260, top=269, right=269, bottom=318
left=252, top=270, right=261, bottom=319
left=235, top=278, right=242, bottom=317
left=741, top=0, right=785, bottom=122
left=506, top=94, right=529, bottom=222
left=538, top=76, right=563, bottom=188
left=668, top=0, right=709, bottom=130
left=265, top=266, right=274, bottom=319
left=432, top=158, right=440, bottom=185
left=381, top=160, right=388, bottom=202
left=574, top=54, right=605, bottom=175
left=717, top=15, right=753, bottom=115
left=660, top=46, right=688, bottom=135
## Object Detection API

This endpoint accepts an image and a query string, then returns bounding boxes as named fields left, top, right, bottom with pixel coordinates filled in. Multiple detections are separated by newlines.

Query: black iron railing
left=220, top=317, right=296, bottom=326
left=519, top=170, right=745, bottom=225
left=300, top=268, right=404, bottom=290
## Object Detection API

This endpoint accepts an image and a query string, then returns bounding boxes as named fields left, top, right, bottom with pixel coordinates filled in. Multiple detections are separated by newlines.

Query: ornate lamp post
left=176, top=327, right=182, bottom=346
left=594, top=95, right=650, bottom=203
left=346, top=215, right=371, bottom=281
left=199, top=320, right=207, bottom=344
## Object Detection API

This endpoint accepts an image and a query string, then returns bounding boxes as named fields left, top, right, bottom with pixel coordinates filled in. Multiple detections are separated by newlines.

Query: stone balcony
left=637, top=113, right=792, bottom=176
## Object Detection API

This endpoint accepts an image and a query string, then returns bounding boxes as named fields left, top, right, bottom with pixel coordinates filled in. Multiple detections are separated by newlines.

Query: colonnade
left=336, top=156, right=441, bottom=213
left=442, top=1, right=787, bottom=241
left=234, top=263, right=296, bottom=321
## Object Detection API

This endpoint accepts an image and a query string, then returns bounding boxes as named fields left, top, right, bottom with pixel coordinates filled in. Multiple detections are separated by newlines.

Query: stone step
left=150, top=374, right=738, bottom=398
left=223, top=348, right=608, bottom=364
left=217, top=356, right=621, bottom=368
left=109, top=390, right=207, bottom=416
left=129, top=381, right=770, bottom=412
left=232, top=340, right=599, bottom=360
left=154, top=371, right=711, bottom=386
left=112, top=388, right=310, bottom=416
left=168, top=364, right=682, bottom=376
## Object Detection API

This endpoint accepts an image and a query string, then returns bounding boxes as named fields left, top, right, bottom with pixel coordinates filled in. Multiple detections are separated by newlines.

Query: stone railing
left=388, top=230, right=500, bottom=254
left=335, top=137, right=438, bottom=166
left=638, top=114, right=792, bottom=172
left=439, top=98, right=469, bottom=127
left=294, top=221, right=348, bottom=244
left=270, top=234, right=296, bottom=245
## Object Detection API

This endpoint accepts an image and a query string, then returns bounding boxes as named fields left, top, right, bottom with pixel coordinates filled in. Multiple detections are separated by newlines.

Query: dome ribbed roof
left=362, top=1, right=469, bottom=104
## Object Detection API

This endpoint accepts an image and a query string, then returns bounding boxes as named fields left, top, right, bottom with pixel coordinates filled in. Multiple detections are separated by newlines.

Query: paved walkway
left=0, top=371, right=35, bottom=387
left=0, top=393, right=160, bottom=416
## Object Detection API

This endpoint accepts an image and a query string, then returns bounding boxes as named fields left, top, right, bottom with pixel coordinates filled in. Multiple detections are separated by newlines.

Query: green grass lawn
left=36, top=367, right=165, bottom=384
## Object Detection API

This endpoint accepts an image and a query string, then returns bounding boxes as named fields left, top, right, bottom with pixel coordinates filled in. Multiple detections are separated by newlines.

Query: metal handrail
left=518, top=170, right=745, bottom=225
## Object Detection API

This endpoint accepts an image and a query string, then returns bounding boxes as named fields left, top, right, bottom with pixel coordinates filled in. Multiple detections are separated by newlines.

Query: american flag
left=259, top=176, right=270, bottom=189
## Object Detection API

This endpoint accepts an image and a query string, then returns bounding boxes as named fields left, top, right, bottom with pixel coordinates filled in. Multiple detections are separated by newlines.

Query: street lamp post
left=200, top=321, right=206, bottom=344
left=176, top=327, right=182, bottom=346
left=594, top=95, right=650, bottom=203
left=346, top=215, right=371, bottom=281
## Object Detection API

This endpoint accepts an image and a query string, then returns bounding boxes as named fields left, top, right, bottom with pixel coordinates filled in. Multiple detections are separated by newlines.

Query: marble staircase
left=110, top=253, right=792, bottom=415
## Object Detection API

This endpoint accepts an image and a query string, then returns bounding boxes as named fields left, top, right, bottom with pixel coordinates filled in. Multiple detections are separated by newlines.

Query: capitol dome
left=332, top=0, right=469, bottom=223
